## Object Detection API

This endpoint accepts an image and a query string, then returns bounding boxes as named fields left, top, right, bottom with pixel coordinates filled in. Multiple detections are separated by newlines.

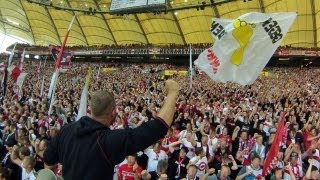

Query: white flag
left=48, top=70, right=60, bottom=115
left=194, top=12, right=297, bottom=85
left=0, top=63, right=5, bottom=71
left=76, top=67, right=92, bottom=121
left=16, top=73, right=27, bottom=99
left=8, top=43, right=17, bottom=67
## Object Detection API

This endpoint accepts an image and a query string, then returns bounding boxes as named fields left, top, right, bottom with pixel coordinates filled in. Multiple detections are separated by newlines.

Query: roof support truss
left=43, top=7, right=62, bottom=45
left=93, top=0, right=117, bottom=45
left=213, top=5, right=220, bottom=18
left=19, top=0, right=35, bottom=44
left=134, top=14, right=149, bottom=44
left=65, top=0, right=89, bottom=46
left=258, top=0, right=266, bottom=13
left=310, top=0, right=317, bottom=47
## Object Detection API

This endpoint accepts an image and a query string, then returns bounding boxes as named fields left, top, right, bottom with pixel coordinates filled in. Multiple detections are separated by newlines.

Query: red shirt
left=117, top=164, right=143, bottom=180
left=161, top=136, right=177, bottom=152
left=218, top=134, right=232, bottom=145
left=303, top=130, right=312, bottom=150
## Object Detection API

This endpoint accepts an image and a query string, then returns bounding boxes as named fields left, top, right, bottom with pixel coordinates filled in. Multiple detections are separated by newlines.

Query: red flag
left=48, top=15, right=75, bottom=115
left=262, top=112, right=287, bottom=176
left=55, top=16, right=75, bottom=70
left=11, top=67, right=21, bottom=82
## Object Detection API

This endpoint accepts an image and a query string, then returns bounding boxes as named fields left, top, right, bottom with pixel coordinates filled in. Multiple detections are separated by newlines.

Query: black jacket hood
left=74, top=116, right=110, bottom=137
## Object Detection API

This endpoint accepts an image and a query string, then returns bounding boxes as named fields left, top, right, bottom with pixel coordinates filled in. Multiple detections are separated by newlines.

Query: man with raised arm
left=43, top=79, right=180, bottom=180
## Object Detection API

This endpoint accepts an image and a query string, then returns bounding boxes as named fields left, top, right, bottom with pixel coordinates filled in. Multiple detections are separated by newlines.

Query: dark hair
left=180, top=146, right=189, bottom=154
left=0, top=167, right=10, bottom=179
left=311, top=165, right=318, bottom=172
left=195, top=147, right=203, bottom=156
left=19, top=147, right=31, bottom=157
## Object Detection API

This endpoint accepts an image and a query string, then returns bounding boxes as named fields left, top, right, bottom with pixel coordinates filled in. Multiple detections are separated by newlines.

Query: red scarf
left=285, top=163, right=300, bottom=179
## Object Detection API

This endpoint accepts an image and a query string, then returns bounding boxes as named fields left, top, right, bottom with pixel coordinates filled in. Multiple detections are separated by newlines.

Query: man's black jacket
left=43, top=116, right=169, bottom=180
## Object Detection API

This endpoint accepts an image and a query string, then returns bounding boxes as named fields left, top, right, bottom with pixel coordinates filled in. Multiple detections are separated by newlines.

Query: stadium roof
left=0, top=0, right=319, bottom=47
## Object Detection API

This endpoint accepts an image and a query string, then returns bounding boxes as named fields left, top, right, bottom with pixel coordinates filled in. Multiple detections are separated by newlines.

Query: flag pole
left=19, top=48, right=26, bottom=71
left=8, top=42, right=17, bottom=67
left=76, top=67, right=92, bottom=121
left=48, top=15, right=75, bottom=115
left=189, top=45, right=193, bottom=89
left=2, top=42, right=17, bottom=96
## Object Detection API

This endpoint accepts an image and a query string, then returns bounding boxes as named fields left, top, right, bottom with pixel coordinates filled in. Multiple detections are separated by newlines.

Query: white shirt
left=208, top=136, right=219, bottom=147
left=190, top=156, right=208, bottom=178
left=246, top=165, right=262, bottom=177
left=181, top=138, right=196, bottom=159
left=145, top=149, right=168, bottom=172
left=21, top=167, right=36, bottom=180
left=179, top=131, right=198, bottom=141
left=252, top=144, right=265, bottom=158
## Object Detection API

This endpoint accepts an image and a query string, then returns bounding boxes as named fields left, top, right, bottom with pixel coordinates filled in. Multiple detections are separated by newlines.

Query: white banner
left=17, top=73, right=27, bottom=99
left=194, top=12, right=297, bottom=85
left=16, top=73, right=27, bottom=89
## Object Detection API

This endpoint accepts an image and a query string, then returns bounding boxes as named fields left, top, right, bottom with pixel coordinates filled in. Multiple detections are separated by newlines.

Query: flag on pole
left=48, top=15, right=76, bottom=115
left=11, top=67, right=21, bottom=82
left=16, top=73, right=28, bottom=99
left=1, top=68, right=8, bottom=96
left=2, top=43, right=17, bottom=96
left=19, top=48, right=26, bottom=71
left=262, top=112, right=287, bottom=176
left=40, top=75, right=45, bottom=97
left=194, top=12, right=297, bottom=85
left=8, top=42, right=17, bottom=67
left=76, top=67, right=93, bottom=121
left=60, top=51, right=73, bottom=73
left=189, top=45, right=193, bottom=89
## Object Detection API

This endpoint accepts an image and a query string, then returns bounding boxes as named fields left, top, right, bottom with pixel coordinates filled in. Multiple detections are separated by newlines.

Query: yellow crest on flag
left=231, top=19, right=256, bottom=66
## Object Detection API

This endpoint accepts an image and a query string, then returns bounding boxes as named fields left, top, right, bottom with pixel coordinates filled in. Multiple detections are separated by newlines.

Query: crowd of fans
left=0, top=59, right=319, bottom=180
left=6, top=43, right=212, bottom=53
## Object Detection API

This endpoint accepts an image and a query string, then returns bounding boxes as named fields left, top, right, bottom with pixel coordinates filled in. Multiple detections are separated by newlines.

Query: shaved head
left=90, top=90, right=116, bottom=117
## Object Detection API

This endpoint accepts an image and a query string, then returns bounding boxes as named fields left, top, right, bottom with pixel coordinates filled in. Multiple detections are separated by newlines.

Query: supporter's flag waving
left=19, top=48, right=26, bottom=71
left=49, top=45, right=60, bottom=61
left=262, top=112, right=287, bottom=176
left=8, top=43, right=17, bottom=67
left=2, top=43, right=17, bottom=95
left=194, top=12, right=297, bottom=85
left=49, top=45, right=73, bottom=73
left=60, top=51, right=73, bottom=72
left=76, top=67, right=93, bottom=121
left=11, top=48, right=28, bottom=99
left=48, top=15, right=75, bottom=115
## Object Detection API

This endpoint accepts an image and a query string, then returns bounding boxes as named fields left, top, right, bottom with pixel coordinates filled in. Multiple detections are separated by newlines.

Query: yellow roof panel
left=0, top=0, right=317, bottom=47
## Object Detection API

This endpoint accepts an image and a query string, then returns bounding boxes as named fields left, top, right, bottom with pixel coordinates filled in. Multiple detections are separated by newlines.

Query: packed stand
left=0, top=60, right=319, bottom=179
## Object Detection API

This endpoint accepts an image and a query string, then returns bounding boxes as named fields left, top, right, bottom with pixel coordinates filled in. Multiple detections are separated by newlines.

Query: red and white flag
left=48, top=15, right=76, bottom=115
left=262, top=112, right=287, bottom=176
